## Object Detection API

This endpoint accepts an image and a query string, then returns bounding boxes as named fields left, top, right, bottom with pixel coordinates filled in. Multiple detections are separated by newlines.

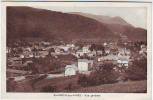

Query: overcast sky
left=34, top=6, right=147, bottom=29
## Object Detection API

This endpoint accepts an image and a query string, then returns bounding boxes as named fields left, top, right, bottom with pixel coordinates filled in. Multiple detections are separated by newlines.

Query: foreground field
left=73, top=80, right=147, bottom=93
left=9, top=74, right=146, bottom=93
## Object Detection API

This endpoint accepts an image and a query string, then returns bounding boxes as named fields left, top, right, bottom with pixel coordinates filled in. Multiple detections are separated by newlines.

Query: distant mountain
left=70, top=12, right=132, bottom=26
left=70, top=12, right=147, bottom=41
left=7, top=7, right=146, bottom=42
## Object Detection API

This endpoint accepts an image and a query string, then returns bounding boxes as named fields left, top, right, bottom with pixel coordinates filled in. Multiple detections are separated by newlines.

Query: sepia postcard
left=0, top=1, right=152, bottom=100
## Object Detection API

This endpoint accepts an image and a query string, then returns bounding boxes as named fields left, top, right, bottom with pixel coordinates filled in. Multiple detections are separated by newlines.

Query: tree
left=28, top=63, right=38, bottom=74
left=48, top=48, right=55, bottom=56
left=125, top=58, right=147, bottom=80
left=91, top=63, right=118, bottom=84
left=7, top=78, right=17, bottom=92
left=90, top=44, right=105, bottom=52
left=78, top=63, right=119, bottom=87
left=32, top=56, right=63, bottom=73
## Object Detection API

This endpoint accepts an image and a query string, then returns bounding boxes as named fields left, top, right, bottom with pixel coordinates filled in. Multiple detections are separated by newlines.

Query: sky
left=34, top=6, right=147, bottom=29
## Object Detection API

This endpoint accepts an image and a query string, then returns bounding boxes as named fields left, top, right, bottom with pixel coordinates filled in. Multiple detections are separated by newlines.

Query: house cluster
left=7, top=40, right=146, bottom=78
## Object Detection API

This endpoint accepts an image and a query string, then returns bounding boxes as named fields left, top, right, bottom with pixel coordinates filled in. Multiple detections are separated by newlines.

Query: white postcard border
left=1, top=2, right=152, bottom=100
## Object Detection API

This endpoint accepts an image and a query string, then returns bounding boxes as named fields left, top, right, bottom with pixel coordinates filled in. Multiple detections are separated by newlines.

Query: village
left=6, top=35, right=147, bottom=92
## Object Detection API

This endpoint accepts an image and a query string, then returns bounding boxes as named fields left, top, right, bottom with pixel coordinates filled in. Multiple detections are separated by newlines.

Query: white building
left=98, top=54, right=118, bottom=62
left=117, top=59, right=129, bottom=67
left=103, top=42, right=107, bottom=46
left=42, top=41, right=50, bottom=45
left=25, top=47, right=32, bottom=52
left=88, top=50, right=96, bottom=57
left=54, top=48, right=61, bottom=54
left=66, top=44, right=75, bottom=48
left=59, top=45, right=70, bottom=52
left=23, top=51, right=34, bottom=58
left=65, top=64, right=77, bottom=76
left=78, top=59, right=89, bottom=72
left=29, top=54, right=34, bottom=58
left=82, top=46, right=90, bottom=54
left=20, top=54, right=24, bottom=58
left=139, top=46, right=147, bottom=54
left=97, top=50, right=103, bottom=55
left=105, top=49, right=110, bottom=54
left=118, top=48, right=131, bottom=56
left=140, top=44, right=146, bottom=49
left=117, top=56, right=130, bottom=68
left=39, top=51, right=49, bottom=58
left=76, top=50, right=84, bottom=57
left=14, top=76, right=26, bottom=81
left=6, top=47, right=11, bottom=54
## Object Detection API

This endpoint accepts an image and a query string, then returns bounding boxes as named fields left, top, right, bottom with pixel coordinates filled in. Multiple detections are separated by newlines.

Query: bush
left=41, top=86, right=57, bottom=92
left=64, top=83, right=75, bottom=91
left=78, top=74, right=89, bottom=87
left=7, top=79, right=17, bottom=92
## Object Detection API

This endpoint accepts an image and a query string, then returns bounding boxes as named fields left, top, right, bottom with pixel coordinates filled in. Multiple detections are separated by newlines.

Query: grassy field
left=9, top=75, right=146, bottom=93
left=33, top=75, right=79, bottom=92
left=73, top=80, right=147, bottom=93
